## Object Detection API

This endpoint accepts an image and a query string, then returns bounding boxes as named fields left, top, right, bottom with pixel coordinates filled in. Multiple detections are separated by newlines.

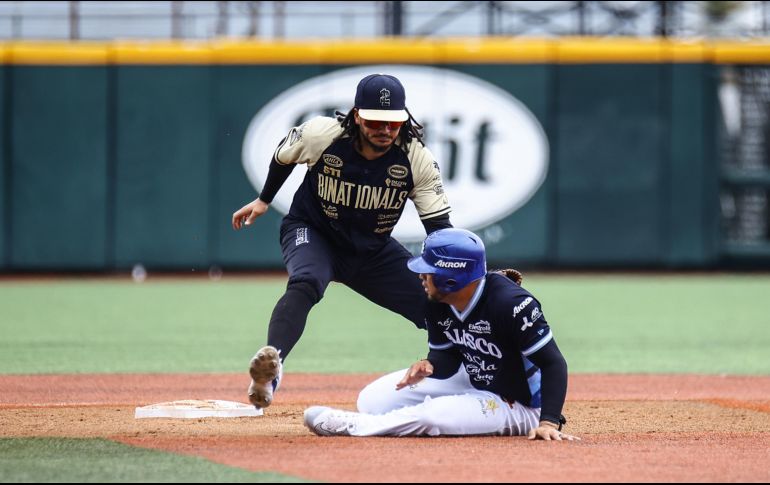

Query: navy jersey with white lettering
left=274, top=117, right=450, bottom=253
left=426, top=272, right=552, bottom=407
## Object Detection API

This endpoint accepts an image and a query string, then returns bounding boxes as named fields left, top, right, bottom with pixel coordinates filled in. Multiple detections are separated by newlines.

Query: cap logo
left=379, top=88, right=391, bottom=107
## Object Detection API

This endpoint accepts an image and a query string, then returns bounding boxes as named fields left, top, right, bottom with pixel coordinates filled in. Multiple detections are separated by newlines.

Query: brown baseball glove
left=493, top=268, right=523, bottom=285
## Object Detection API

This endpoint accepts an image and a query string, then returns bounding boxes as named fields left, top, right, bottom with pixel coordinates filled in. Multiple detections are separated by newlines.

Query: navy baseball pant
left=266, top=218, right=427, bottom=360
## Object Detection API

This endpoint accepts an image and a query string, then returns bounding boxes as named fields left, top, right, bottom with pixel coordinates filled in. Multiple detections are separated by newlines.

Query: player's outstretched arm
left=232, top=198, right=269, bottom=230
left=527, top=421, right=580, bottom=441
left=395, top=359, right=433, bottom=390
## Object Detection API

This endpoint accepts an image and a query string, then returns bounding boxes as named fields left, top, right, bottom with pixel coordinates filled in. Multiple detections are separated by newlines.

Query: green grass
left=0, top=274, right=768, bottom=375
left=0, top=438, right=308, bottom=482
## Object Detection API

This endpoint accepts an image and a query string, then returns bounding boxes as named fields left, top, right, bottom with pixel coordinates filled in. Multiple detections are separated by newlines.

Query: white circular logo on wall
left=243, top=65, right=548, bottom=243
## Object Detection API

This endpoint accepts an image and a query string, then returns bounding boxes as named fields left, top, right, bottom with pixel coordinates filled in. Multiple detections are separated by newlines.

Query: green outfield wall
left=1, top=64, right=6, bottom=270
left=0, top=39, right=765, bottom=270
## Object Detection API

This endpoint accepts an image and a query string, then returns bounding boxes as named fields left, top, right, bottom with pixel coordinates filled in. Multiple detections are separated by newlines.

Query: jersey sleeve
left=273, top=116, right=344, bottom=167
left=407, top=142, right=451, bottom=220
left=509, top=295, right=553, bottom=357
left=426, top=316, right=453, bottom=352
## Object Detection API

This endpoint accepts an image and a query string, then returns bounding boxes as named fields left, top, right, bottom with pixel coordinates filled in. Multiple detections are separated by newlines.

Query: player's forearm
left=425, top=348, right=461, bottom=379
left=259, top=156, right=296, bottom=204
left=421, top=213, right=452, bottom=235
left=529, top=340, right=568, bottom=425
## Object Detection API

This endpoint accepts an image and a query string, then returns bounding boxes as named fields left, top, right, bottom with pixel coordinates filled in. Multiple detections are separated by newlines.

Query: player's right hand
left=232, top=198, right=269, bottom=230
left=396, top=359, right=433, bottom=390
left=527, top=421, right=581, bottom=441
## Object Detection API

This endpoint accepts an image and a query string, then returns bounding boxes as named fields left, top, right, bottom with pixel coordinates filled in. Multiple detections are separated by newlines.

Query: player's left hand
left=527, top=421, right=580, bottom=441
left=395, top=359, right=433, bottom=390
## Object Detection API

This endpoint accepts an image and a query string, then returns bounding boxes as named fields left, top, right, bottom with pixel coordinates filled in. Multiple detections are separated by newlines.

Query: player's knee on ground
left=357, top=380, right=390, bottom=415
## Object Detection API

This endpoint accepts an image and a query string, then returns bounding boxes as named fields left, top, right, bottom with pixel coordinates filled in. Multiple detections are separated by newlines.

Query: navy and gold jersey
left=425, top=272, right=552, bottom=408
left=274, top=117, right=450, bottom=253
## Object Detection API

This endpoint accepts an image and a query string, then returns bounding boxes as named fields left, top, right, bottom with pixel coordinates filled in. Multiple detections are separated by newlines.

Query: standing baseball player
left=232, top=74, right=451, bottom=409
left=304, top=228, right=578, bottom=441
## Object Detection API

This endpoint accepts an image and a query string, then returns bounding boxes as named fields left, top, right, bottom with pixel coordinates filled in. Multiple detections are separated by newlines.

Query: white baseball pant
left=351, top=367, right=540, bottom=437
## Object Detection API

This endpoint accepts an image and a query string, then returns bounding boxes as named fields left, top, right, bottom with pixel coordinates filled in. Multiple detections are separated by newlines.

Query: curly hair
left=335, top=108, right=425, bottom=153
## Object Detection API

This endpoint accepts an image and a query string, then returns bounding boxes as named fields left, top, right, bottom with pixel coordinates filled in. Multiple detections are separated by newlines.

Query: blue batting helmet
left=407, top=228, right=487, bottom=293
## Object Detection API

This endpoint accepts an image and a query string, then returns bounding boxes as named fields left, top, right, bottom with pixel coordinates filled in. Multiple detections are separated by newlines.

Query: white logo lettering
left=295, top=227, right=309, bottom=246
left=463, top=353, right=498, bottom=372
left=435, top=260, right=467, bottom=269
left=530, top=307, right=542, bottom=322
left=243, top=65, right=548, bottom=243
left=513, top=297, right=533, bottom=318
left=521, top=306, right=543, bottom=331
left=468, top=320, right=491, bottom=334
left=472, top=373, right=494, bottom=385
left=445, top=329, right=502, bottom=358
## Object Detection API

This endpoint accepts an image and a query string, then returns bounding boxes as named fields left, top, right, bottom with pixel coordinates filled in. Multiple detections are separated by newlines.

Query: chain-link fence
left=1, top=1, right=769, bottom=40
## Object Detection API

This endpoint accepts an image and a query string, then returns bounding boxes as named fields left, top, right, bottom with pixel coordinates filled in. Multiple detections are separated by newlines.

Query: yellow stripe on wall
left=7, top=41, right=109, bottom=65
left=713, top=41, right=770, bottom=64
left=112, top=41, right=214, bottom=64
left=1, top=38, right=769, bottom=65
left=556, top=37, right=667, bottom=63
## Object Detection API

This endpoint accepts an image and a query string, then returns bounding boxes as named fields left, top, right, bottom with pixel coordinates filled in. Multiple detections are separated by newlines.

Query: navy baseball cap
left=354, top=74, right=408, bottom=122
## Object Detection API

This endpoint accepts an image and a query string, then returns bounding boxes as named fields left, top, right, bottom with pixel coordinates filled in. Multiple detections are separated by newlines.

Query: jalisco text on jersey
left=444, top=329, right=503, bottom=359
left=317, top=173, right=408, bottom=210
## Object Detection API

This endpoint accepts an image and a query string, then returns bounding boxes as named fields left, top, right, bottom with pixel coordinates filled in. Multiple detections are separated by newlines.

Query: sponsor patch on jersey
left=468, top=320, right=492, bottom=334
left=530, top=307, right=542, bottom=323
left=295, top=227, right=309, bottom=246
left=323, top=154, right=344, bottom=168
left=322, top=205, right=339, bottom=220
left=520, top=306, right=543, bottom=332
left=385, top=178, right=407, bottom=188
left=433, top=183, right=445, bottom=195
left=437, top=317, right=453, bottom=328
left=512, top=296, right=533, bottom=318
left=387, top=165, right=409, bottom=179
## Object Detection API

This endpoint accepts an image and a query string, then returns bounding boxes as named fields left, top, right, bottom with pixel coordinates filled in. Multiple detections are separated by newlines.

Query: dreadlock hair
left=335, top=108, right=425, bottom=154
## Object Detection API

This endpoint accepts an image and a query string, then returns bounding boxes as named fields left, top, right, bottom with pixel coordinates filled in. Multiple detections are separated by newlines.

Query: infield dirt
left=2, top=373, right=769, bottom=482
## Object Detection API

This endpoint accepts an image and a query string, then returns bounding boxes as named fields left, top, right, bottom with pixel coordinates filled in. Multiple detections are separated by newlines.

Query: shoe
left=304, top=406, right=360, bottom=436
left=247, top=346, right=282, bottom=408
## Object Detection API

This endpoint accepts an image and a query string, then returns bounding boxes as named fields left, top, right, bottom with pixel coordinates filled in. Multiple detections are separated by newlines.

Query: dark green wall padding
left=0, top=62, right=721, bottom=270
left=1, top=65, right=6, bottom=270
left=10, top=67, right=109, bottom=269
